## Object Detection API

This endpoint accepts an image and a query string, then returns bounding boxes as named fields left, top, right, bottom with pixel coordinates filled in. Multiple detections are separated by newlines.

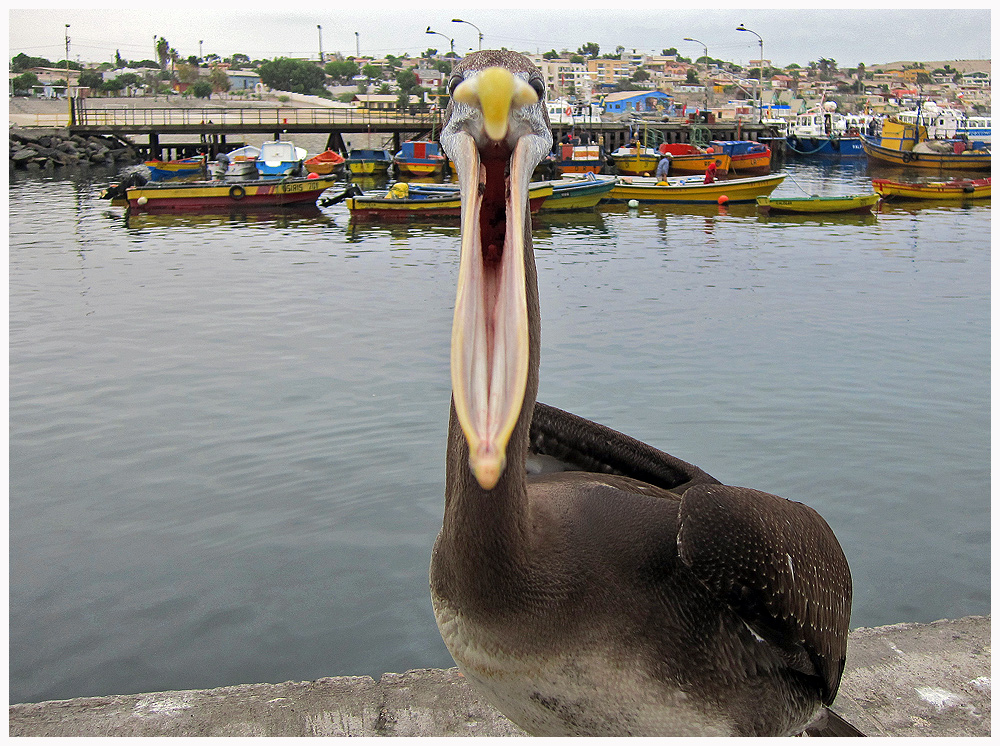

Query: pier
left=7, top=616, right=991, bottom=737
left=67, top=103, right=781, bottom=160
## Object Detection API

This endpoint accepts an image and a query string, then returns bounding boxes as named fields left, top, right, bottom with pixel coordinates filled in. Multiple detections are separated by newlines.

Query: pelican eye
left=528, top=77, right=545, bottom=100
left=448, top=75, right=463, bottom=97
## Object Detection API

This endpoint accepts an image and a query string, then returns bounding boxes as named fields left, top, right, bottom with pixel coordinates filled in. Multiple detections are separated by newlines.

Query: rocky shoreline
left=10, top=130, right=140, bottom=171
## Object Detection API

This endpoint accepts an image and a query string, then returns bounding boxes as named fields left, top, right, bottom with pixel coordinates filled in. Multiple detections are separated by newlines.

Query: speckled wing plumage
left=676, top=484, right=852, bottom=705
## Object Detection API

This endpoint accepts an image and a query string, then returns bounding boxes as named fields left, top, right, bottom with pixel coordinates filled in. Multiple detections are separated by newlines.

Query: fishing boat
left=257, top=140, right=308, bottom=177
left=535, top=174, right=617, bottom=212
left=784, top=102, right=867, bottom=157
left=346, top=148, right=393, bottom=176
left=207, top=145, right=260, bottom=180
left=709, top=140, right=771, bottom=175
left=345, top=181, right=552, bottom=220
left=304, top=149, right=346, bottom=176
left=607, top=173, right=785, bottom=204
left=393, top=140, right=448, bottom=177
left=756, top=193, right=880, bottom=214
left=871, top=177, right=991, bottom=200
left=125, top=174, right=338, bottom=213
left=609, top=145, right=662, bottom=176
left=144, top=154, right=207, bottom=182
left=554, top=144, right=606, bottom=175
left=658, top=143, right=732, bottom=176
left=861, top=116, right=990, bottom=171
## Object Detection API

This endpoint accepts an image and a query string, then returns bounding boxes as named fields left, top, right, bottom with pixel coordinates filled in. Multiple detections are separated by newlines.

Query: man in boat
left=655, top=154, right=671, bottom=183
left=704, top=159, right=719, bottom=184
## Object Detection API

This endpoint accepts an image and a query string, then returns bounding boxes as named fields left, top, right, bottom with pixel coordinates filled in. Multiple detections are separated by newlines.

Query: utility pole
left=355, top=32, right=360, bottom=58
left=317, top=25, right=323, bottom=63
left=65, top=24, right=72, bottom=124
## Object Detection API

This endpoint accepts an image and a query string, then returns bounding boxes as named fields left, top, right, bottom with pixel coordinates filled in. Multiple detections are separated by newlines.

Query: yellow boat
left=347, top=182, right=552, bottom=220
left=861, top=118, right=990, bottom=171
left=608, top=174, right=785, bottom=204
left=872, top=177, right=991, bottom=200
left=610, top=146, right=662, bottom=176
left=125, top=175, right=339, bottom=212
left=756, top=193, right=880, bottom=214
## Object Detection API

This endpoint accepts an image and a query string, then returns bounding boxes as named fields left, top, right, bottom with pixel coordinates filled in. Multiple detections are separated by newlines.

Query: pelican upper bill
left=429, top=49, right=858, bottom=737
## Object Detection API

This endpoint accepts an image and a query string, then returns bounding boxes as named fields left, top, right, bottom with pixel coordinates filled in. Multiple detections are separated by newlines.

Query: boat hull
left=872, top=178, right=991, bottom=200
left=608, top=174, right=785, bottom=204
left=667, top=153, right=732, bottom=176
left=348, top=186, right=551, bottom=220
left=348, top=161, right=391, bottom=175
left=145, top=156, right=206, bottom=182
left=861, top=135, right=990, bottom=171
left=126, top=176, right=338, bottom=212
left=611, top=150, right=662, bottom=176
left=756, top=193, right=880, bottom=214
left=786, top=136, right=865, bottom=157
left=394, top=160, right=446, bottom=176
left=536, top=177, right=617, bottom=212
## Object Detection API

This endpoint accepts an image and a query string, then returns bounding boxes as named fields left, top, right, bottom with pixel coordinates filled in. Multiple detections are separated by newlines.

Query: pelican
left=429, top=50, right=858, bottom=737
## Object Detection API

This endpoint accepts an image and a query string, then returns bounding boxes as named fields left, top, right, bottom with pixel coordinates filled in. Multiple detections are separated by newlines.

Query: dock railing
left=74, top=106, right=443, bottom=130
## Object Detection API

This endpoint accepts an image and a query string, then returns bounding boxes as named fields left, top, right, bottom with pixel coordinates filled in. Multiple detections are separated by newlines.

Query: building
left=600, top=90, right=673, bottom=116
left=226, top=69, right=261, bottom=91
left=587, top=58, right=635, bottom=87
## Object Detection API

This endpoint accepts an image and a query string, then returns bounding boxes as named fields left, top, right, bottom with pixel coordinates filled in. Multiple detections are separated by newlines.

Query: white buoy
left=137, top=196, right=148, bottom=205
left=628, top=199, right=639, bottom=208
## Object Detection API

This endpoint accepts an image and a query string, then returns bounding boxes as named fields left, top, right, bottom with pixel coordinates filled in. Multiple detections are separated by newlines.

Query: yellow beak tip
left=470, top=452, right=505, bottom=491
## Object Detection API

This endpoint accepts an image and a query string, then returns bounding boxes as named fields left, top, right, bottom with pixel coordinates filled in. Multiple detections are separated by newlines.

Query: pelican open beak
left=442, top=64, right=550, bottom=490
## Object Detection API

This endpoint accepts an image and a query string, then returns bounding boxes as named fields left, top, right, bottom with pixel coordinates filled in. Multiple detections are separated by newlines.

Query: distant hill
left=868, top=59, right=990, bottom=74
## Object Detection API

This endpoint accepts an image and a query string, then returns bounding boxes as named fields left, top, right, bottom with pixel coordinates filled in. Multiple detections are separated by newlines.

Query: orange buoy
left=307, top=171, right=320, bottom=179
left=717, top=195, right=729, bottom=205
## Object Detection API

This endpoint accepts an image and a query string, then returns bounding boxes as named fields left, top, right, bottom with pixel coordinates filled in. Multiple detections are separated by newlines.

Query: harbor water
left=9, top=159, right=990, bottom=704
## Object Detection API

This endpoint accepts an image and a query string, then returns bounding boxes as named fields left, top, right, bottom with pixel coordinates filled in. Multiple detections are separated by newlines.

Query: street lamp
left=451, top=18, right=483, bottom=50
left=736, top=23, right=764, bottom=122
left=682, top=37, right=709, bottom=112
left=426, top=27, right=455, bottom=56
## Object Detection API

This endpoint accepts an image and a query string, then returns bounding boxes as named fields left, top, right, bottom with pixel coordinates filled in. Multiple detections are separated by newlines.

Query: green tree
left=661, top=47, right=678, bottom=56
left=100, top=77, right=125, bottom=94
left=542, top=49, right=560, bottom=60
left=191, top=80, right=213, bottom=98
left=78, top=69, right=104, bottom=90
left=396, top=68, right=418, bottom=91
left=361, top=63, right=382, bottom=80
left=577, top=42, right=599, bottom=58
left=11, top=71, right=40, bottom=94
left=325, top=59, right=359, bottom=83
left=570, top=55, right=585, bottom=65
left=685, top=68, right=699, bottom=85
left=229, top=53, right=251, bottom=68
left=258, top=57, right=327, bottom=94
left=209, top=67, right=230, bottom=93
left=10, top=53, right=51, bottom=72
left=632, top=67, right=649, bottom=82
left=155, top=37, right=170, bottom=70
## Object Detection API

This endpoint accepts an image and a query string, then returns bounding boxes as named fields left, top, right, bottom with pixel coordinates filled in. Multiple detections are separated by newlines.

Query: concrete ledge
left=9, top=615, right=989, bottom=737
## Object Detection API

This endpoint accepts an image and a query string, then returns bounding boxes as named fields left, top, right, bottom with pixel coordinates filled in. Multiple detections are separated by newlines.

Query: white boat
left=257, top=140, right=308, bottom=177
left=896, top=103, right=991, bottom=144
left=207, top=145, right=261, bottom=180
left=547, top=98, right=575, bottom=126
left=785, top=101, right=869, bottom=156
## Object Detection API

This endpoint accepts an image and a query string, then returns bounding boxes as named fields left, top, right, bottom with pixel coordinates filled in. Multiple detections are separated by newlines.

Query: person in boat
left=655, top=155, right=671, bottom=182
left=704, top=159, right=719, bottom=184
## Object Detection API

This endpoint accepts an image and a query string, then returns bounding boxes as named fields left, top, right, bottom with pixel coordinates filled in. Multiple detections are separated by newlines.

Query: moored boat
left=304, top=149, right=346, bottom=176
left=554, top=144, right=605, bottom=175
left=346, top=148, right=393, bottom=176
left=207, top=145, right=261, bottom=180
left=257, top=140, right=308, bottom=177
left=346, top=181, right=552, bottom=220
left=535, top=174, right=617, bottom=212
left=609, top=145, right=662, bottom=176
left=393, top=140, right=447, bottom=177
left=710, top=140, right=771, bottom=175
left=125, top=174, right=338, bottom=212
left=145, top=154, right=207, bottom=182
left=871, top=177, right=991, bottom=200
left=658, top=143, right=731, bottom=176
left=756, top=193, right=880, bottom=214
left=784, top=102, right=868, bottom=157
left=861, top=117, right=990, bottom=171
left=607, top=173, right=785, bottom=204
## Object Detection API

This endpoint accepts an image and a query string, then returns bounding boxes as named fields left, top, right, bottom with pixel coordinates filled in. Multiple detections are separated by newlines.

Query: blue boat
left=256, top=140, right=307, bottom=177
left=785, top=104, right=870, bottom=157
left=393, top=140, right=447, bottom=177
left=144, top=155, right=207, bottom=182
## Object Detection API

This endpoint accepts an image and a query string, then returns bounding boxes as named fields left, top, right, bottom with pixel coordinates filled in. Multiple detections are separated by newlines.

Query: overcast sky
left=7, top=4, right=993, bottom=69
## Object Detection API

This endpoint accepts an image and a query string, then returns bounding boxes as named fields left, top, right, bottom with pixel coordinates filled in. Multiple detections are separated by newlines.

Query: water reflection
left=123, top=206, right=336, bottom=231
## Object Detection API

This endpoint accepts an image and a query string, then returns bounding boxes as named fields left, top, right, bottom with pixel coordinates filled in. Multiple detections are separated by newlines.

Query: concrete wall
left=9, top=615, right=989, bottom=737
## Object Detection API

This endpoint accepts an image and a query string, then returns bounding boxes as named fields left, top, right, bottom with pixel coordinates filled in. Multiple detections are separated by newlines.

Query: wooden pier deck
left=67, top=105, right=782, bottom=161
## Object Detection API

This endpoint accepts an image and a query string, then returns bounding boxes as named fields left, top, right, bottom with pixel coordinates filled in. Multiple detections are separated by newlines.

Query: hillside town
left=9, top=38, right=992, bottom=126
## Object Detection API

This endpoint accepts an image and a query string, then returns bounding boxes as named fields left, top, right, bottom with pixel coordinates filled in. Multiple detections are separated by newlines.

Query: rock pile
left=9, top=131, right=139, bottom=171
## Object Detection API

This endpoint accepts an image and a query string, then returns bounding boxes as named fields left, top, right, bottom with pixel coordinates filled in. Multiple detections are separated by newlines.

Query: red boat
left=304, top=150, right=346, bottom=175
